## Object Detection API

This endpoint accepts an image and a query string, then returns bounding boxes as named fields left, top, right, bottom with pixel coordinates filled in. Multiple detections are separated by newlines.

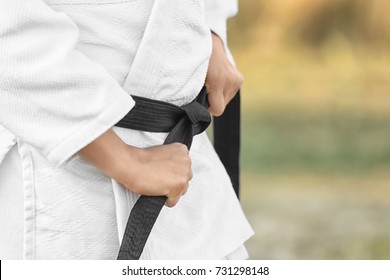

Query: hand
left=205, top=33, right=244, bottom=117
left=78, top=129, right=192, bottom=207
left=126, top=143, right=192, bottom=208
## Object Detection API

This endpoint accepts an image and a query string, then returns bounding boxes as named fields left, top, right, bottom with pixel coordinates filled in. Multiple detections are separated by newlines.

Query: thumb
left=207, top=88, right=225, bottom=117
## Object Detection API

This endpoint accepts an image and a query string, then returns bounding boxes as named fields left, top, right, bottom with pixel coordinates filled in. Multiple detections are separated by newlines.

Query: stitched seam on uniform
left=18, top=141, right=36, bottom=259
left=110, top=179, right=123, bottom=246
left=27, top=145, right=36, bottom=259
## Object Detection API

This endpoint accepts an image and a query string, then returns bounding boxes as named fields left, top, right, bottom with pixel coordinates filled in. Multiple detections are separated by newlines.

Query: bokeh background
left=228, top=0, right=390, bottom=259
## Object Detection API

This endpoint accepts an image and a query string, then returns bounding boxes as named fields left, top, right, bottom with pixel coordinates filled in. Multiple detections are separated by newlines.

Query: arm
left=203, top=0, right=243, bottom=116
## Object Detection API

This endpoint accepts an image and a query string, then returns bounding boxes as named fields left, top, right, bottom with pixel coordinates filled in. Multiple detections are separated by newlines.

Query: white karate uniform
left=0, top=0, right=254, bottom=259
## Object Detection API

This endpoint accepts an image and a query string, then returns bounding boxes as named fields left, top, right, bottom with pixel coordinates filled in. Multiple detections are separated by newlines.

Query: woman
left=0, top=0, right=253, bottom=259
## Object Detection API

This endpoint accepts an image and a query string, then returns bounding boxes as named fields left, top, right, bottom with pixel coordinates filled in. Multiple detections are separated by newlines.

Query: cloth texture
left=0, top=0, right=254, bottom=259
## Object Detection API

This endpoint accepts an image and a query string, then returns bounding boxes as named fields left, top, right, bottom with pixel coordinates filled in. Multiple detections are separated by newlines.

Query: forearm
left=77, top=129, right=138, bottom=190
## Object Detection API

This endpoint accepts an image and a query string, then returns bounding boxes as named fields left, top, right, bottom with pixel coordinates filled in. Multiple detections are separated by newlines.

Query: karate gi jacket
left=0, top=0, right=254, bottom=259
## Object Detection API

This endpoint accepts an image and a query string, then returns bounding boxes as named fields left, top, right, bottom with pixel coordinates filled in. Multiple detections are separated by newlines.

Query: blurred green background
left=228, top=0, right=390, bottom=259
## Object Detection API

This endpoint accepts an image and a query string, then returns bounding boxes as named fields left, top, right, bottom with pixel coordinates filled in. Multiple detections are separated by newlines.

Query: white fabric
left=0, top=145, right=24, bottom=260
left=0, top=0, right=136, bottom=166
left=0, top=0, right=254, bottom=259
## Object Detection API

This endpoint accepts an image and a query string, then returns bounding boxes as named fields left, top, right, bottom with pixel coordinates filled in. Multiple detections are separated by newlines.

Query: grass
left=227, top=20, right=390, bottom=259
left=239, top=104, right=390, bottom=259
left=238, top=40, right=390, bottom=175
left=242, top=109, right=390, bottom=175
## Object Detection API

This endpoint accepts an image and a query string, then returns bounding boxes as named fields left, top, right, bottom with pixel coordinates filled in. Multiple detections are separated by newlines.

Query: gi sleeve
left=203, top=0, right=238, bottom=63
left=0, top=0, right=135, bottom=166
left=0, top=125, right=16, bottom=165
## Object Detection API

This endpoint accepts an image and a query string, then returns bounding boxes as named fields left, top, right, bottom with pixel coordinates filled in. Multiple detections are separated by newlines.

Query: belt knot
left=115, top=86, right=211, bottom=260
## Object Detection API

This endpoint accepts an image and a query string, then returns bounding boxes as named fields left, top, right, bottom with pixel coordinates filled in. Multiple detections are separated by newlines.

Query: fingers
left=165, top=188, right=189, bottom=207
left=164, top=143, right=192, bottom=207
left=205, top=33, right=244, bottom=117
left=165, top=181, right=190, bottom=207
left=228, top=69, right=244, bottom=103
left=207, top=88, right=225, bottom=117
left=165, top=195, right=181, bottom=208
left=207, top=72, right=243, bottom=117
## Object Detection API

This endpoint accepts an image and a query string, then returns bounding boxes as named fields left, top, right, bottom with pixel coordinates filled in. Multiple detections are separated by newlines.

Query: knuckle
left=234, top=77, right=242, bottom=87
left=236, top=75, right=244, bottom=87
left=177, top=177, right=188, bottom=188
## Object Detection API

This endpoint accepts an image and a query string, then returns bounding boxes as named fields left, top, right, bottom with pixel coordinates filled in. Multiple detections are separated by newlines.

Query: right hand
left=78, top=129, right=192, bottom=208
left=78, top=129, right=192, bottom=207
left=125, top=143, right=193, bottom=207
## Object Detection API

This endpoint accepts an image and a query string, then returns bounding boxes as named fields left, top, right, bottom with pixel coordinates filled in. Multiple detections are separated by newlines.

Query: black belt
left=213, top=92, right=240, bottom=199
left=115, top=86, right=211, bottom=260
